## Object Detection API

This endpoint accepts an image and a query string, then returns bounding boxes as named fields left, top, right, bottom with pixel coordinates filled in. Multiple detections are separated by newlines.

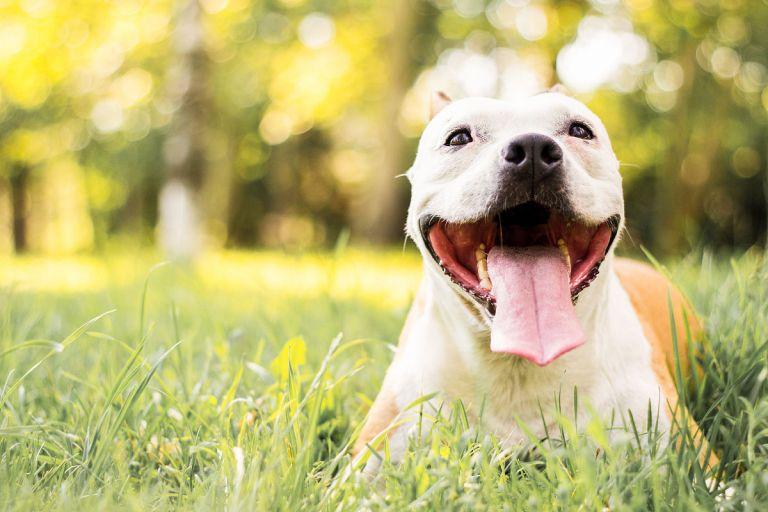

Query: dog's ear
left=548, top=84, right=571, bottom=96
left=430, top=91, right=452, bottom=119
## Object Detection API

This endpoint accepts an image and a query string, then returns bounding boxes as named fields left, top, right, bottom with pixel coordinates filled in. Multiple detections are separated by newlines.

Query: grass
left=0, top=247, right=766, bottom=510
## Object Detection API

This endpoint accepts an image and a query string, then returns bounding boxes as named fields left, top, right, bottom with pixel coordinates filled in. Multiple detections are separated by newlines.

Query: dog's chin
left=419, top=201, right=621, bottom=316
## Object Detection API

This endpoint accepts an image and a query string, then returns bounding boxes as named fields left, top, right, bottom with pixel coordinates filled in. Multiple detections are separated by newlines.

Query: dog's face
left=406, top=92, right=624, bottom=366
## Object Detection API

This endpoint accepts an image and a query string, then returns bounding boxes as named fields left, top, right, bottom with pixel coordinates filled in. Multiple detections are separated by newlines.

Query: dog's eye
left=445, top=128, right=472, bottom=146
left=568, top=122, right=594, bottom=140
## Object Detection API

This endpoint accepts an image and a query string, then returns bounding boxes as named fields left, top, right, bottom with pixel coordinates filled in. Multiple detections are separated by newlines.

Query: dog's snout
left=502, top=133, right=563, bottom=182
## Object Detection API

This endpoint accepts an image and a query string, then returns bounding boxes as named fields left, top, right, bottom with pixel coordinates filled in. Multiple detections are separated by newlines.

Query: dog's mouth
left=420, top=202, right=620, bottom=365
left=421, top=202, right=620, bottom=307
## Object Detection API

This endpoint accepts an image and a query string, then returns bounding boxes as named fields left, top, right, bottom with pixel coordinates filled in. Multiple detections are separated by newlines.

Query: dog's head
left=405, top=91, right=624, bottom=366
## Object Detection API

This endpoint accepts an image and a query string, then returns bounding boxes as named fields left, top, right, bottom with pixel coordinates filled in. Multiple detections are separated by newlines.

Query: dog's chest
left=399, top=271, right=670, bottom=444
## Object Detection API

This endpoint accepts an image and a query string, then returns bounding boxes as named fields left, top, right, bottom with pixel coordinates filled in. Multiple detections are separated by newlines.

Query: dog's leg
left=352, top=384, right=400, bottom=460
left=352, top=282, right=429, bottom=463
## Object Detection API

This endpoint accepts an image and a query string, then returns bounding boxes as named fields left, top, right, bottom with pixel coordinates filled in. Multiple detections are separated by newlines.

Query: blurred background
left=0, top=0, right=766, bottom=259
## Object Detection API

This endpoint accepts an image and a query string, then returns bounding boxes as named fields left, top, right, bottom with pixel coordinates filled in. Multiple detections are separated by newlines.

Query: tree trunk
left=765, top=130, right=768, bottom=250
left=354, top=0, right=420, bottom=244
left=10, top=166, right=28, bottom=253
left=654, top=44, right=697, bottom=255
left=157, top=0, right=208, bottom=259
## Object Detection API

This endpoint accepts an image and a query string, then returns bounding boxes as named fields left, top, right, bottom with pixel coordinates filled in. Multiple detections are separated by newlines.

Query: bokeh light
left=0, top=0, right=764, bottom=257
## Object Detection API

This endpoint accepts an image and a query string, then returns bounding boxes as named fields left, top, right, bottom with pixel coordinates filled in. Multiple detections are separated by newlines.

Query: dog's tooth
left=475, top=243, right=493, bottom=291
left=557, top=238, right=571, bottom=271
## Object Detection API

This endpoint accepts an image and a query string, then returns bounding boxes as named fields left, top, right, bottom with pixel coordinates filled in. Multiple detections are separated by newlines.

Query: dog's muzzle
left=490, top=133, right=570, bottom=213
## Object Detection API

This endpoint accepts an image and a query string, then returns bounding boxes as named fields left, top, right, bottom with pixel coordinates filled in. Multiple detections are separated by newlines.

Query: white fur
left=375, top=93, right=669, bottom=465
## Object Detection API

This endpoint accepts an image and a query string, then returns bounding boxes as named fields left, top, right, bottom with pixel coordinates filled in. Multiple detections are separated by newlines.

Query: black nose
left=502, top=133, right=563, bottom=182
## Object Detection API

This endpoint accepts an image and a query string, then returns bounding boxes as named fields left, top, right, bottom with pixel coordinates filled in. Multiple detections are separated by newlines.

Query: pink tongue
left=487, top=246, right=585, bottom=366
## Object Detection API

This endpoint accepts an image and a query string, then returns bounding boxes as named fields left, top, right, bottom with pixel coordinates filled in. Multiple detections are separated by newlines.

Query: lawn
left=0, top=248, right=766, bottom=510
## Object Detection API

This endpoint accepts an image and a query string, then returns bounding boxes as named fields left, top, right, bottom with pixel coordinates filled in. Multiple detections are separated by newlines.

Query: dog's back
left=614, top=258, right=700, bottom=388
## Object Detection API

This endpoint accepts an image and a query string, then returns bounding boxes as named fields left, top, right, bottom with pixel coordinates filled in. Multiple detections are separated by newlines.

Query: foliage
left=0, top=248, right=766, bottom=510
left=0, top=0, right=766, bottom=254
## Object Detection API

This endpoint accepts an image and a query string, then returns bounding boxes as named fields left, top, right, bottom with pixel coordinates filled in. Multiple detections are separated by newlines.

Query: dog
left=353, top=90, right=715, bottom=471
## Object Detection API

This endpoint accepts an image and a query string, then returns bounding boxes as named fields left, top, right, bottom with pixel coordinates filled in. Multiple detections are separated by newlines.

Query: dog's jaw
left=420, top=231, right=620, bottom=333
left=416, top=209, right=621, bottom=307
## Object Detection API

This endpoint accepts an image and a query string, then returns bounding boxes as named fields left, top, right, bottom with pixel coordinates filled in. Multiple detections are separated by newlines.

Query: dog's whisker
left=497, top=213, right=504, bottom=248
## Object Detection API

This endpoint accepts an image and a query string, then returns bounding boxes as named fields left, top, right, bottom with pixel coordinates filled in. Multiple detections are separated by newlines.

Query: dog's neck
left=420, top=253, right=617, bottom=377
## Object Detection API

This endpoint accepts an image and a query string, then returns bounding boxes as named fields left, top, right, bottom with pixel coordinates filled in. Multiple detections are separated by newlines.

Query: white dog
left=354, top=91, right=715, bottom=470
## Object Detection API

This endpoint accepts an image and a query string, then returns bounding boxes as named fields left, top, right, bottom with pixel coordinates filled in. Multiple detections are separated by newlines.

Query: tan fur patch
left=615, top=258, right=697, bottom=394
left=615, top=258, right=718, bottom=469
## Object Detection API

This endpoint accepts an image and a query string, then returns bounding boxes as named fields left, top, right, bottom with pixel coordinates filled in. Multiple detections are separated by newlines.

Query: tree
left=157, top=0, right=209, bottom=259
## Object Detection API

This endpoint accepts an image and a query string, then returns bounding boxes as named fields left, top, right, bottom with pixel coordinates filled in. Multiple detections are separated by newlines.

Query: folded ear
left=430, top=91, right=452, bottom=119
left=549, top=84, right=571, bottom=96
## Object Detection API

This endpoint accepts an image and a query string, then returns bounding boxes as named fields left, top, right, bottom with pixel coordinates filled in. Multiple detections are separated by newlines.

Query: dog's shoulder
left=614, top=258, right=718, bottom=468
left=352, top=280, right=429, bottom=456
left=614, top=257, right=702, bottom=383
left=396, top=279, right=429, bottom=348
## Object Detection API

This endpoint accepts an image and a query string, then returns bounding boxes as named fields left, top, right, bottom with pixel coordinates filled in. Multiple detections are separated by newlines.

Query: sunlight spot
left=124, top=109, right=152, bottom=141
left=717, top=14, right=748, bottom=46
left=735, top=62, right=766, bottom=94
left=591, top=0, right=622, bottom=8
left=487, top=0, right=531, bottom=29
left=142, top=12, right=171, bottom=44
left=113, top=68, right=154, bottom=107
left=556, top=16, right=651, bottom=93
left=200, top=0, right=229, bottom=14
left=454, top=52, right=498, bottom=96
left=0, top=20, right=26, bottom=60
left=497, top=48, right=547, bottom=100
left=298, top=13, right=335, bottom=49
left=516, top=5, right=547, bottom=41
left=60, top=18, right=89, bottom=49
left=644, top=83, right=677, bottom=112
left=731, top=147, right=760, bottom=179
left=710, top=46, right=740, bottom=79
left=20, top=0, right=53, bottom=17
left=332, top=149, right=370, bottom=186
left=91, top=100, right=124, bottom=133
left=259, top=109, right=293, bottom=145
left=399, top=47, right=545, bottom=136
left=454, top=0, right=485, bottom=18
left=89, top=43, right=126, bottom=79
left=653, top=60, right=684, bottom=92
left=158, top=180, right=201, bottom=259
